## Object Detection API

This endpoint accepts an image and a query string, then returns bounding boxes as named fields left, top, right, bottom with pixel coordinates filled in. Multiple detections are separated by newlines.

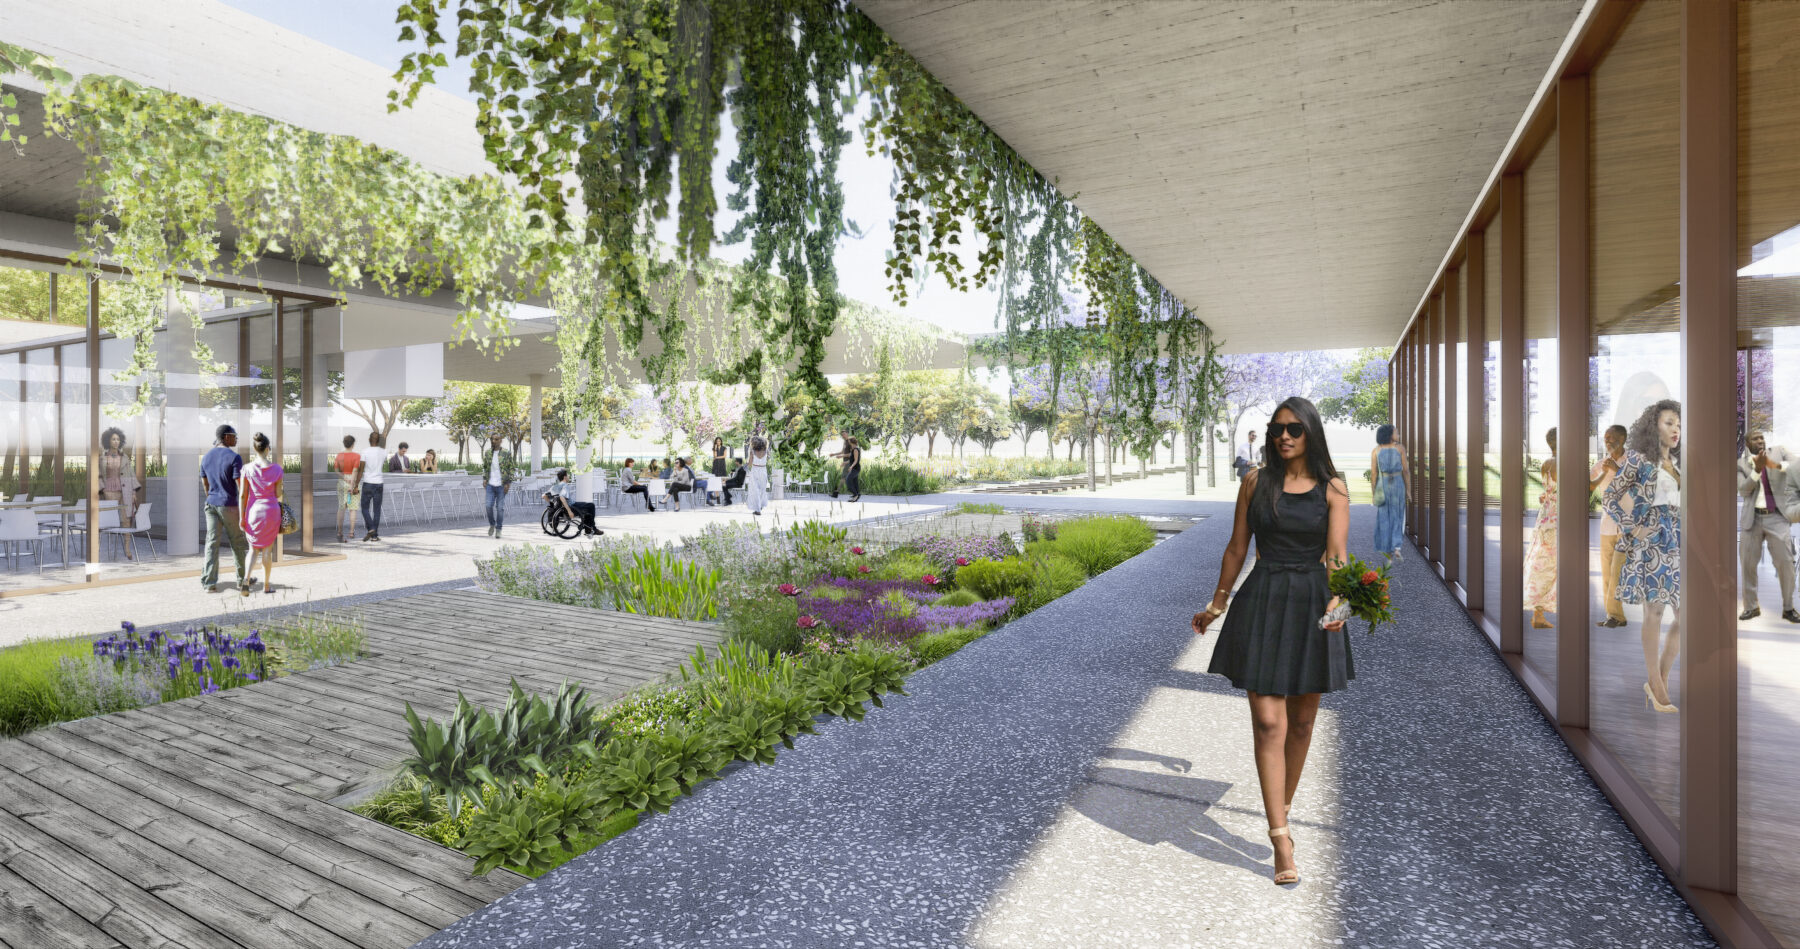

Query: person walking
left=1233, top=429, right=1258, bottom=481
left=1737, top=430, right=1799, bottom=623
left=1591, top=424, right=1628, bottom=627
left=669, top=457, right=695, bottom=511
left=1193, top=396, right=1352, bottom=887
left=1522, top=427, right=1560, bottom=630
left=1369, top=424, right=1406, bottom=561
left=239, top=432, right=284, bottom=597
left=334, top=434, right=361, bottom=544
left=199, top=424, right=250, bottom=593
left=747, top=436, right=771, bottom=516
left=1603, top=400, right=1683, bottom=714
left=619, top=458, right=655, bottom=511
left=354, top=431, right=388, bottom=542
left=99, top=427, right=141, bottom=560
left=829, top=435, right=863, bottom=502
left=480, top=432, right=518, bottom=538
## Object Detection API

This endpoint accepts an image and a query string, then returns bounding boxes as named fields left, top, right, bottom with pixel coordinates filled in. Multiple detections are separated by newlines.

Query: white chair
left=67, top=502, right=120, bottom=559
left=0, top=509, right=48, bottom=572
left=646, top=478, right=669, bottom=511
left=103, top=502, right=158, bottom=561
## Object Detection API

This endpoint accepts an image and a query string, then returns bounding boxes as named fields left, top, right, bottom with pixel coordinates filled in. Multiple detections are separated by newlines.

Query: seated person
left=720, top=458, right=747, bottom=505
left=619, top=458, right=655, bottom=511
left=542, top=468, right=601, bottom=535
left=420, top=449, right=438, bottom=473
left=668, top=457, right=695, bottom=511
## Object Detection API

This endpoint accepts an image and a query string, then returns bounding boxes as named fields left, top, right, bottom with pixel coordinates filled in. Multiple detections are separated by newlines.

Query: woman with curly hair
left=98, top=427, right=140, bottom=559
left=1602, top=399, right=1683, bottom=713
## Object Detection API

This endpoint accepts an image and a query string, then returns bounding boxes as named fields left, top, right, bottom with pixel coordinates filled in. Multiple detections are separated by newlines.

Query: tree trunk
left=1184, top=422, right=1197, bottom=495
left=1206, top=421, right=1218, bottom=487
left=1103, top=431, right=1114, bottom=486
left=1086, top=425, right=1098, bottom=491
left=1139, top=452, right=1147, bottom=479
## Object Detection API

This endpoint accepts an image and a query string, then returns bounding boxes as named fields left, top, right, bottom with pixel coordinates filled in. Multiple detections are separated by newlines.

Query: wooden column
left=1557, top=73, right=1592, bottom=729
left=1500, top=173, right=1526, bottom=654
left=1466, top=231, right=1488, bottom=614
left=85, top=276, right=100, bottom=577
left=1428, top=293, right=1443, bottom=565
left=300, top=308, right=315, bottom=555
left=1412, top=328, right=1423, bottom=542
left=238, top=316, right=251, bottom=412
left=1445, top=266, right=1462, bottom=584
left=1678, top=0, right=1736, bottom=896
left=51, top=274, right=64, bottom=497
left=272, top=296, right=285, bottom=562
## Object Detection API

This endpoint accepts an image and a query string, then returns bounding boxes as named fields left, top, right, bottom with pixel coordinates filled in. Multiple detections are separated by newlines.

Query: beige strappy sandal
left=1269, top=826, right=1300, bottom=885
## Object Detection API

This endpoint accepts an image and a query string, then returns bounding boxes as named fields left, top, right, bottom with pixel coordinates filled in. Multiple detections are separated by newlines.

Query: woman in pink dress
left=238, top=432, right=285, bottom=596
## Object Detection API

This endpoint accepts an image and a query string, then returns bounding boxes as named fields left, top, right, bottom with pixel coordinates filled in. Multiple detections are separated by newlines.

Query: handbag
left=278, top=501, right=299, bottom=535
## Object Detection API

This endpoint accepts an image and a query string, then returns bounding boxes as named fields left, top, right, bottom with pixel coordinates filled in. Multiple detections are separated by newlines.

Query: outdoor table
left=31, top=504, right=81, bottom=566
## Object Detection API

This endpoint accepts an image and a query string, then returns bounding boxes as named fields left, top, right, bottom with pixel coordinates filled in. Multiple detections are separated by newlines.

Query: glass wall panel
left=1522, top=130, right=1559, bottom=682
left=1456, top=265, right=1470, bottom=581
left=1738, top=2, right=1800, bottom=942
left=1589, top=0, right=1682, bottom=829
left=1484, top=215, right=1504, bottom=636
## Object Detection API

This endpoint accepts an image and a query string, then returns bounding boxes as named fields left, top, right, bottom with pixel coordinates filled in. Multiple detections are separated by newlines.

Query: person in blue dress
left=1193, top=396, right=1353, bottom=887
left=1602, top=399, right=1682, bottom=714
left=1369, top=424, right=1407, bottom=560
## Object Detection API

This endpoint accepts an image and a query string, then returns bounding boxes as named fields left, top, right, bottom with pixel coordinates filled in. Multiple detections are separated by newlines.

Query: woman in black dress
left=1192, top=396, right=1352, bottom=886
left=711, top=437, right=728, bottom=478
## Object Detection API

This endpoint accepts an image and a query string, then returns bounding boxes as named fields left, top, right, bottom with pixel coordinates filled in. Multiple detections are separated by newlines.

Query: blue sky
left=219, top=0, right=1008, bottom=338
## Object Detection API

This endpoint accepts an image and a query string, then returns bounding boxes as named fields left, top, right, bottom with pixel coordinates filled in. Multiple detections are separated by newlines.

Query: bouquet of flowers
left=1319, top=555, right=1395, bottom=634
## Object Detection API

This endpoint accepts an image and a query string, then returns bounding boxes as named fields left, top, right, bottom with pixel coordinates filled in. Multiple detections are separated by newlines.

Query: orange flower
left=1360, top=570, right=1379, bottom=586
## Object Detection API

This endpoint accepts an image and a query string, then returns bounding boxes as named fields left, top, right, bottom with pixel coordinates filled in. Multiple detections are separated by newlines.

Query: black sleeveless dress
left=1206, top=481, right=1355, bottom=695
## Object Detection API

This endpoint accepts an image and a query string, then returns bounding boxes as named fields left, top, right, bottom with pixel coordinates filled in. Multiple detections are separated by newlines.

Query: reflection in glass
left=1601, top=400, right=1684, bottom=713
left=1523, top=427, right=1559, bottom=630
left=1483, top=216, right=1503, bottom=637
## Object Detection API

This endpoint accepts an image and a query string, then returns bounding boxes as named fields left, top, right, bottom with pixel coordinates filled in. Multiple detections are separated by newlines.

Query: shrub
left=915, top=597, right=1013, bottom=629
left=595, top=550, right=720, bottom=620
left=825, top=463, right=943, bottom=495
left=912, top=534, right=1015, bottom=570
left=0, top=637, right=112, bottom=737
left=1017, top=553, right=1087, bottom=614
left=951, top=501, right=1005, bottom=516
left=725, top=592, right=804, bottom=654
left=595, top=683, right=704, bottom=739
left=1049, top=515, right=1155, bottom=576
left=932, top=588, right=982, bottom=608
left=954, top=557, right=1033, bottom=602
left=908, top=625, right=988, bottom=666
left=872, top=550, right=934, bottom=582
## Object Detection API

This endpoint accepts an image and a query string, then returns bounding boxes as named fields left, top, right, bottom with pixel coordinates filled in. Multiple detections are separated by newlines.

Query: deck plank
left=0, top=590, right=708, bottom=948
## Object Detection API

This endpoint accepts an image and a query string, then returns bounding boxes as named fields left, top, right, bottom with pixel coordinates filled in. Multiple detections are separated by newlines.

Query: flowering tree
left=1218, top=351, right=1330, bottom=475
left=1314, top=347, right=1394, bottom=430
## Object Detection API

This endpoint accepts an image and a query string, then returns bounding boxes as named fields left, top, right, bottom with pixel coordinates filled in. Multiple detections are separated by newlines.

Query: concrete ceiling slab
left=857, top=0, right=1585, bottom=353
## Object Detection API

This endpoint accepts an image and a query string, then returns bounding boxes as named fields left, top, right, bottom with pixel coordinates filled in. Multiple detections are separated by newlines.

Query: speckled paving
left=417, top=501, right=1713, bottom=949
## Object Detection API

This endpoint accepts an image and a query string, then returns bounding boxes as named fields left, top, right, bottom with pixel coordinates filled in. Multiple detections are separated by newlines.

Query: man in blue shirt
left=199, top=424, right=249, bottom=593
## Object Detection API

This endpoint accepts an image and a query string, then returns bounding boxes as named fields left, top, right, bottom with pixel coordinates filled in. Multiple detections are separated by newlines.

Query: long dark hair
left=1626, top=399, right=1681, bottom=462
left=1251, top=396, right=1344, bottom=521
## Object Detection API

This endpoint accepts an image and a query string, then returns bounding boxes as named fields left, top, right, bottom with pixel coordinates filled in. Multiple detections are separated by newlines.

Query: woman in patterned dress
left=1602, top=400, right=1682, bottom=713
left=98, top=427, right=140, bottom=559
left=1522, top=427, right=1559, bottom=629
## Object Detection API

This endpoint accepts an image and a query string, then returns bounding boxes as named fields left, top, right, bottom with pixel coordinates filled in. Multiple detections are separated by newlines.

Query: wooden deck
left=0, top=588, right=722, bottom=949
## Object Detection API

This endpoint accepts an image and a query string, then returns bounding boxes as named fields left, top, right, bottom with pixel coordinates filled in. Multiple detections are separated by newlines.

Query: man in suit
left=1739, top=430, right=1799, bottom=622
left=388, top=441, right=412, bottom=473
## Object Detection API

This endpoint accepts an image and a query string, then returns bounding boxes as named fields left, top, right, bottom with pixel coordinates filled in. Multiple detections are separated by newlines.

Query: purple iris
left=120, top=620, right=135, bottom=634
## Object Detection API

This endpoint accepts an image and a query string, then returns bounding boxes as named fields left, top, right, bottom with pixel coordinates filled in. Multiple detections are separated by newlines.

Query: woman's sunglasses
left=1267, top=422, right=1307, bottom=440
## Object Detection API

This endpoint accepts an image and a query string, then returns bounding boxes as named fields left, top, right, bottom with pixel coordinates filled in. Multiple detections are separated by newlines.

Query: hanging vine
left=3, top=45, right=542, bottom=412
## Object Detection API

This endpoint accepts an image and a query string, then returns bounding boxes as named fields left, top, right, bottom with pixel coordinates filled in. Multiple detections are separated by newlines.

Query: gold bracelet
left=1205, top=602, right=1226, bottom=617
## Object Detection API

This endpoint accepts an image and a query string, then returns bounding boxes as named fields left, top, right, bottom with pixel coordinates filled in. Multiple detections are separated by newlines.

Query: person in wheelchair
left=542, top=468, right=602, bottom=537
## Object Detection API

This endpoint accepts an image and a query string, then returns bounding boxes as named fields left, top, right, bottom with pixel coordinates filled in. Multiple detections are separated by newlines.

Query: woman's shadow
left=1070, top=748, right=1273, bottom=879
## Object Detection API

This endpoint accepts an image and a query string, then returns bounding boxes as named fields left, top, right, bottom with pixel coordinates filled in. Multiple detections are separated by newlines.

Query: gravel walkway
left=419, top=502, right=1710, bottom=948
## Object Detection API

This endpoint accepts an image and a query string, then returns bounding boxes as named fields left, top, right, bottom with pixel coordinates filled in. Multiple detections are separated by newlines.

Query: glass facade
left=1522, top=129, right=1559, bottom=683
left=0, top=265, right=323, bottom=589
left=1391, top=4, right=1796, bottom=943
left=1737, top=1, right=1800, bottom=940
left=1589, top=0, right=1682, bottom=827
left=1483, top=211, right=1504, bottom=639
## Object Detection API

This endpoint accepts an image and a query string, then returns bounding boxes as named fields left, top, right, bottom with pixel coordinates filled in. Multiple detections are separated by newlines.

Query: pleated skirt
left=1207, top=559, right=1355, bottom=696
